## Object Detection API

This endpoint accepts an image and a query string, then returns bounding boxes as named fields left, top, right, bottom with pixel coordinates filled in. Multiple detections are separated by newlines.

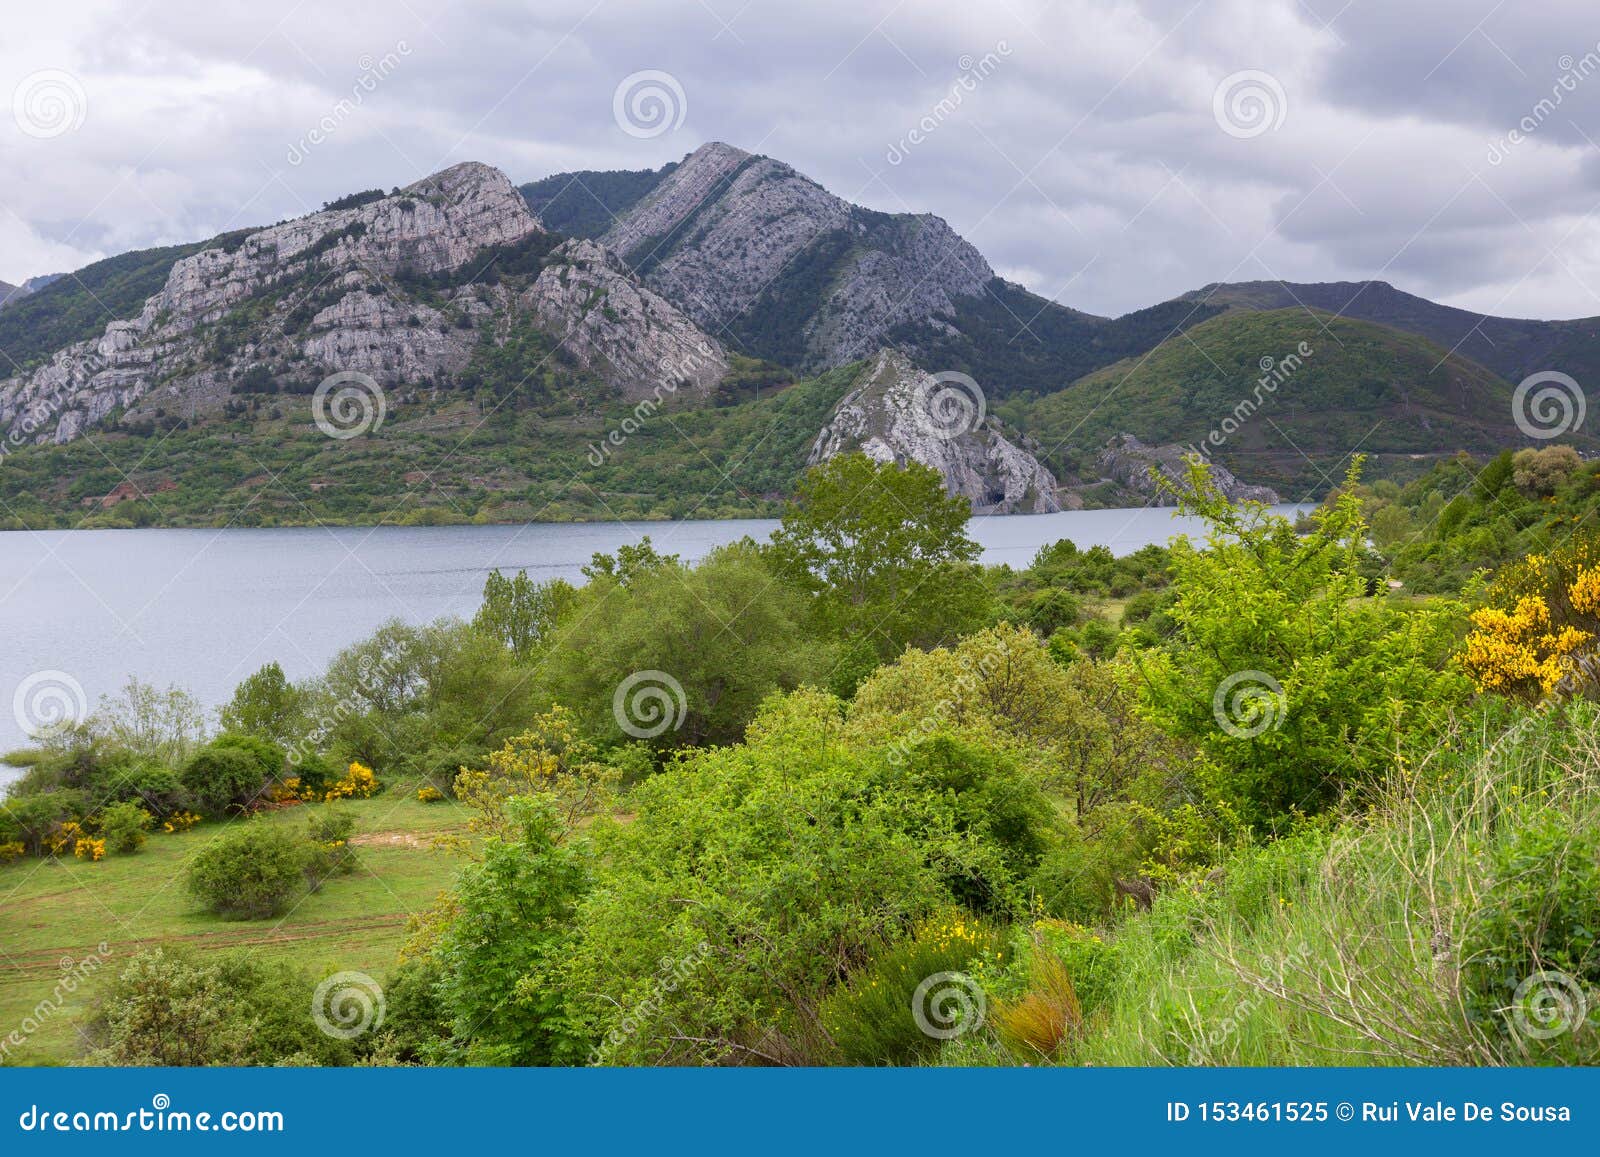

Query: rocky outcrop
left=808, top=349, right=1061, bottom=514
left=0, top=163, right=541, bottom=445
left=603, top=142, right=993, bottom=371
left=1096, top=434, right=1281, bottom=505
left=524, top=239, right=728, bottom=401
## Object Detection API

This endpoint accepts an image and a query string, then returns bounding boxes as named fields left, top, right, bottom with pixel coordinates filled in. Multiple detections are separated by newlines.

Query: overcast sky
left=4, top=0, right=1600, bottom=319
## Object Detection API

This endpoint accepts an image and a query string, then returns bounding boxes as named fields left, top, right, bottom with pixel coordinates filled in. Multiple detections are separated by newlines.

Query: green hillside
left=519, top=164, right=676, bottom=239
left=0, top=362, right=860, bottom=530
left=1002, top=307, right=1555, bottom=497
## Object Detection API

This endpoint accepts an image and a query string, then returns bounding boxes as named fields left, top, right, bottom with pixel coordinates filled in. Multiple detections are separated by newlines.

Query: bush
left=184, top=821, right=309, bottom=919
left=303, top=807, right=358, bottom=884
left=819, top=915, right=1008, bottom=1065
left=209, top=732, right=286, bottom=783
left=0, top=790, right=86, bottom=856
left=1463, top=805, right=1600, bottom=1047
left=98, top=802, right=153, bottom=854
left=86, top=947, right=356, bottom=1066
left=180, top=743, right=271, bottom=816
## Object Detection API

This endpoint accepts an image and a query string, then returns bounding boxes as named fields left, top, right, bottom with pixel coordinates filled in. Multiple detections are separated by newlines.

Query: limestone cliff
left=1095, top=434, right=1281, bottom=505
left=603, top=143, right=993, bottom=371
left=808, top=349, right=1061, bottom=514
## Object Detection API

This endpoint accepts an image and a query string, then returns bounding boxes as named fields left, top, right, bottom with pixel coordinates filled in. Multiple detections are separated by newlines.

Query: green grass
left=0, top=794, right=469, bottom=1064
left=1052, top=707, right=1600, bottom=1067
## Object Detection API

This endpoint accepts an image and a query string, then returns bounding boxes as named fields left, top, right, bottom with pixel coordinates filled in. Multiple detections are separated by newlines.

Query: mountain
left=0, top=164, right=733, bottom=449
left=0, top=280, right=20, bottom=308
left=1185, top=279, right=1600, bottom=389
left=1003, top=306, right=1551, bottom=498
left=519, top=164, right=677, bottom=239
left=0, top=142, right=1594, bottom=528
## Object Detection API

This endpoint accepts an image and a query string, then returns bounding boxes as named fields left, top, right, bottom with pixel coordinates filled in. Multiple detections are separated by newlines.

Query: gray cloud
left=3, top=0, right=1599, bottom=322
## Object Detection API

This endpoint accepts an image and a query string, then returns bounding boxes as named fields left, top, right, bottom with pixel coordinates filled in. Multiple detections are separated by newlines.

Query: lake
left=0, top=504, right=1309, bottom=784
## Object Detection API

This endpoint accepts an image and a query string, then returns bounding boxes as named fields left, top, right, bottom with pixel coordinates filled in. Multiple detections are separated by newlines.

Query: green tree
left=1139, top=459, right=1470, bottom=830
left=432, top=797, right=590, bottom=1065
left=218, top=662, right=303, bottom=745
left=541, top=541, right=835, bottom=748
left=767, top=454, right=988, bottom=660
left=472, top=570, right=578, bottom=663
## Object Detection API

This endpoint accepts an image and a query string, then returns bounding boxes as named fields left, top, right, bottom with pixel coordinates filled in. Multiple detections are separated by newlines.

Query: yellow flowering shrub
left=453, top=706, right=614, bottom=841
left=818, top=914, right=1008, bottom=1064
left=162, top=811, right=202, bottom=834
left=1461, top=537, right=1600, bottom=700
left=416, top=785, right=445, bottom=803
left=73, top=837, right=107, bottom=862
left=323, top=761, right=380, bottom=801
left=47, top=820, right=85, bottom=857
left=0, top=841, right=25, bottom=863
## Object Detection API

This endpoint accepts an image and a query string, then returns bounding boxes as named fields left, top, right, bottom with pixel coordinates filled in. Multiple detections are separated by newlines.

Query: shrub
left=98, top=802, right=153, bottom=854
left=86, top=947, right=355, bottom=1066
left=993, top=950, right=1082, bottom=1059
left=184, top=821, right=309, bottom=919
left=819, top=915, right=1008, bottom=1065
left=324, top=761, right=380, bottom=800
left=180, top=744, right=271, bottom=816
left=304, top=808, right=358, bottom=884
left=209, top=732, right=286, bottom=783
left=0, top=790, right=86, bottom=855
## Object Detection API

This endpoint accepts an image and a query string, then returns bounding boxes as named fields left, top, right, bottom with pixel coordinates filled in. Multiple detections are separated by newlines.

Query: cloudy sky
left=4, top=0, right=1600, bottom=319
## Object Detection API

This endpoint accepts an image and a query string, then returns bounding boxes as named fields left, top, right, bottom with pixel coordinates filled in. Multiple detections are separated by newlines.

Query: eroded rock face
left=603, top=143, right=993, bottom=371
left=524, top=239, right=728, bottom=402
left=808, top=349, right=1061, bottom=514
left=0, top=163, right=541, bottom=445
left=1096, top=434, right=1281, bottom=505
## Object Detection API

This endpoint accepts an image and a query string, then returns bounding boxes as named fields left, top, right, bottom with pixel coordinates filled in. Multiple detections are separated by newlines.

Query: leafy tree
left=91, top=678, right=206, bottom=765
left=767, top=454, right=988, bottom=659
left=472, top=570, right=577, bottom=663
left=432, top=797, right=590, bottom=1065
left=541, top=541, right=835, bottom=748
left=1138, top=460, right=1471, bottom=830
left=453, top=706, right=615, bottom=840
left=218, top=662, right=303, bottom=745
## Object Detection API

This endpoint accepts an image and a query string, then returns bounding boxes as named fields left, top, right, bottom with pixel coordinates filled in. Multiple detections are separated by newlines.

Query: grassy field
left=0, top=794, right=470, bottom=1064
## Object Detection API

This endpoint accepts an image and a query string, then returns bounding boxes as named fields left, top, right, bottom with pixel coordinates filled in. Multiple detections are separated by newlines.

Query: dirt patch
left=350, top=831, right=427, bottom=849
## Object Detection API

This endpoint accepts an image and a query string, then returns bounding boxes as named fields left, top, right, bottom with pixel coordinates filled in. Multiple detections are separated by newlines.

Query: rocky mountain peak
left=523, top=238, right=729, bottom=401
left=809, top=348, right=1061, bottom=514
left=0, top=163, right=543, bottom=445
left=599, top=143, right=995, bottom=372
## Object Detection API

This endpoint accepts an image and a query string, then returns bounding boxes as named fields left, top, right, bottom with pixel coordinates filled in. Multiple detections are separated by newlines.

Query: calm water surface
left=0, top=505, right=1308, bottom=784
